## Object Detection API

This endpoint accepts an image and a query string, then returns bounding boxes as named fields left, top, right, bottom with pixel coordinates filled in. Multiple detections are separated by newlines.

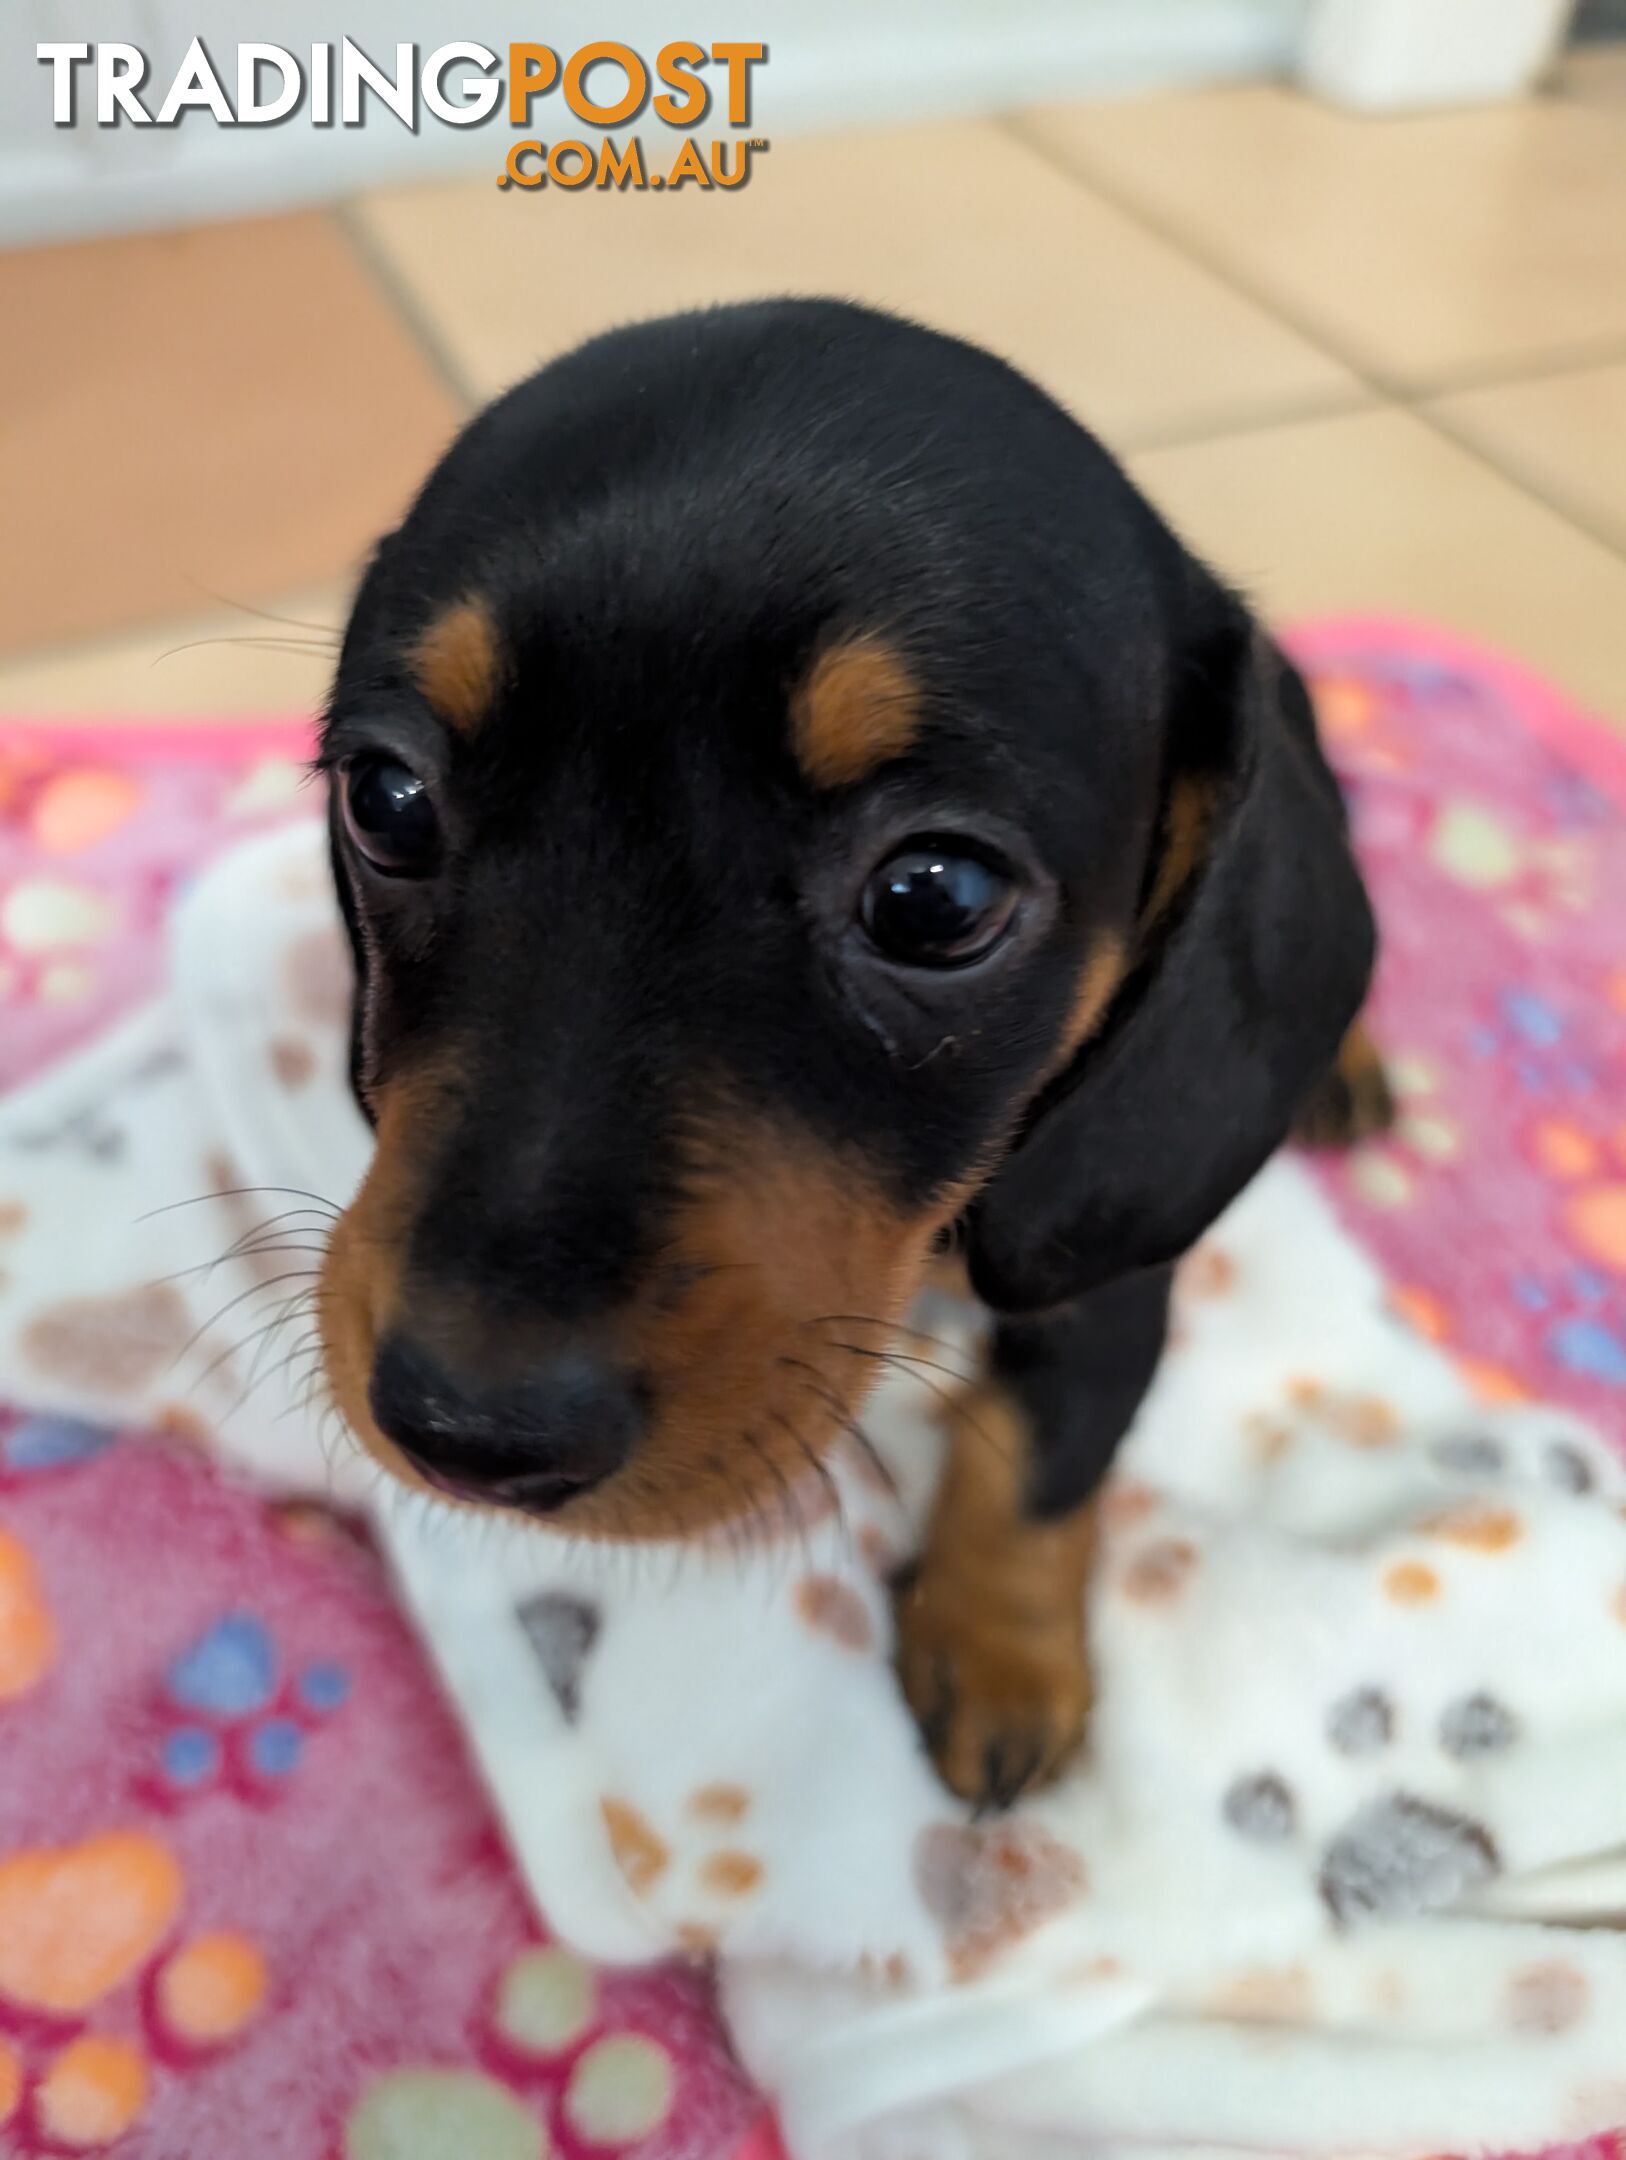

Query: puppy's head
left=318, top=300, right=1373, bottom=1536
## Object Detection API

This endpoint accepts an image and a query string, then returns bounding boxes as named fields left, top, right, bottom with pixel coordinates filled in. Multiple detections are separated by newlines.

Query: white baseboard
left=1298, top=0, right=1575, bottom=109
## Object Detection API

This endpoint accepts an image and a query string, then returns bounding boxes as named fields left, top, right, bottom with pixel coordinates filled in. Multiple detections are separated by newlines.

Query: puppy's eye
left=341, top=757, right=440, bottom=876
left=860, top=843, right=1018, bottom=968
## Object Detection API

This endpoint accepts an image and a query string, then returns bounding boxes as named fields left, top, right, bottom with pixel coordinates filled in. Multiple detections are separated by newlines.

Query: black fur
left=322, top=297, right=1374, bottom=1525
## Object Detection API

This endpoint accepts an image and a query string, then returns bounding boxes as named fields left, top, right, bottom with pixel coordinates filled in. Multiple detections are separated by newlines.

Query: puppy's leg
left=894, top=1267, right=1172, bottom=1810
left=1293, top=1016, right=1396, bottom=1149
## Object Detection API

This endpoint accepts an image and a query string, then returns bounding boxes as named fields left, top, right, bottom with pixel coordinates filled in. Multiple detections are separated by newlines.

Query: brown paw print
left=597, top=1786, right=767, bottom=1952
left=1283, top=1377, right=1401, bottom=1450
left=894, top=1571, right=1091, bottom=1812
left=915, top=1819, right=1087, bottom=1979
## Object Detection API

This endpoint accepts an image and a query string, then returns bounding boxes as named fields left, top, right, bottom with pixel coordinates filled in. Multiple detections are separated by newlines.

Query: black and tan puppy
left=317, top=298, right=1387, bottom=1809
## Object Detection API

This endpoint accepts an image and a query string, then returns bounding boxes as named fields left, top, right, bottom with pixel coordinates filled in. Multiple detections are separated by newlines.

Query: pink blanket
left=0, top=619, right=1623, bottom=2159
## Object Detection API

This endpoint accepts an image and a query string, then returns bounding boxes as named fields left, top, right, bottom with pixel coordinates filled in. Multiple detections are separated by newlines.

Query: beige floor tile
left=1429, top=359, right=1626, bottom=554
left=1128, top=406, right=1626, bottom=732
left=0, top=215, right=457, bottom=659
left=352, top=118, right=1364, bottom=451
left=0, top=588, right=347, bottom=719
left=1019, top=86, right=1626, bottom=392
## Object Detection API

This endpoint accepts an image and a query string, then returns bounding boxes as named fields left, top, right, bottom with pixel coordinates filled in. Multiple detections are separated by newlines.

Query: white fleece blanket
left=3, top=818, right=1626, bottom=2159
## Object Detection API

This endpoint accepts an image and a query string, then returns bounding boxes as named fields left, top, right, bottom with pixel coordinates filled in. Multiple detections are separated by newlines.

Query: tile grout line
left=997, top=112, right=1396, bottom=400
left=1413, top=401, right=1626, bottom=567
left=1117, top=384, right=1375, bottom=459
left=1003, top=95, right=1626, bottom=411
left=332, top=201, right=480, bottom=417
left=1408, top=333, right=1626, bottom=402
left=999, top=110, right=1626, bottom=570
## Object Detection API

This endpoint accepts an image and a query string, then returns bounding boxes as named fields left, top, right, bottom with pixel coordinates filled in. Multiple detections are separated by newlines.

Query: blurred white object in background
left=1302, top=0, right=1575, bottom=109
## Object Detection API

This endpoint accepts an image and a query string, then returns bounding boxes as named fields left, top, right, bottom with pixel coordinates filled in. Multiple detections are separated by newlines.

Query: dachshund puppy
left=317, top=299, right=1387, bottom=1809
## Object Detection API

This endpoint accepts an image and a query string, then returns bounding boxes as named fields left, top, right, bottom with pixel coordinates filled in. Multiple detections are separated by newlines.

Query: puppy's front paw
left=894, top=1569, right=1091, bottom=1812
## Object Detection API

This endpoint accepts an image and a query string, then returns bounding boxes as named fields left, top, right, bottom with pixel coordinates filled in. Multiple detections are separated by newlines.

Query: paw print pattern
left=0, top=1526, right=54, bottom=1702
left=151, top=1932, right=269, bottom=2051
left=0, top=1830, right=268, bottom=2151
left=1509, top=1119, right=1626, bottom=1387
left=563, top=2035, right=676, bottom=2145
left=1341, top=1053, right=1461, bottom=1211
left=0, top=875, right=119, bottom=1015
left=1320, top=1795, right=1499, bottom=1925
left=341, top=1937, right=687, bottom=2156
left=516, top=1592, right=600, bottom=1722
left=0, top=1200, right=23, bottom=1295
left=344, top=2039, right=682, bottom=2160
left=914, top=1819, right=1088, bottom=1981
left=596, top=1785, right=769, bottom=1951
left=0, top=1832, right=181, bottom=2016
left=142, top=1611, right=350, bottom=1806
left=1241, top=1378, right=1400, bottom=1465
left=1438, top=1691, right=1519, bottom=1759
left=491, top=1945, right=599, bottom=2060
left=1326, top=1687, right=1396, bottom=1757
left=0, top=1412, right=116, bottom=1483
left=1175, top=1243, right=1239, bottom=1303
left=343, top=2067, right=547, bottom=2160
left=1428, top=801, right=1593, bottom=938
left=793, top=1574, right=875, bottom=1652
left=30, top=2035, right=150, bottom=2148
left=1119, top=1537, right=1199, bottom=1603
left=1383, top=1293, right=1532, bottom=1409
left=1506, top=1959, right=1590, bottom=2036
left=1222, top=1773, right=1298, bottom=1843
left=21, top=1286, right=194, bottom=1396
left=1429, top=1430, right=1508, bottom=1476
left=1469, top=988, right=1596, bottom=1097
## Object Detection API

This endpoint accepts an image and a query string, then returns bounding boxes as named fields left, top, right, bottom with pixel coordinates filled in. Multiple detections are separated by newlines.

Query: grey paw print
left=1320, top=1793, right=1499, bottom=1925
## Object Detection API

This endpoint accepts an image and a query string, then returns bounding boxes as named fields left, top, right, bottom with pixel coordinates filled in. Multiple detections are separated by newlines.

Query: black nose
left=368, top=1332, right=643, bottom=1514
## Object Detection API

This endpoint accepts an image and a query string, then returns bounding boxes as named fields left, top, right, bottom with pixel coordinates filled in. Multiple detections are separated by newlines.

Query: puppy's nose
left=368, top=1332, right=643, bottom=1513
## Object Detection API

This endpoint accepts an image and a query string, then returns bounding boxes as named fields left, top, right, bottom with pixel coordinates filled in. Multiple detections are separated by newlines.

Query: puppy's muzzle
left=368, top=1332, right=645, bottom=1514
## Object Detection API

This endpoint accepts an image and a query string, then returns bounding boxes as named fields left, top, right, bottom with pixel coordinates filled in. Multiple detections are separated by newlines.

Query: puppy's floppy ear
left=966, top=590, right=1375, bottom=1313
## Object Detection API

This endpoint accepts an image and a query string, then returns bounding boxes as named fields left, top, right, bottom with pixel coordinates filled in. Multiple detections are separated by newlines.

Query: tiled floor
left=4, top=50, right=1626, bottom=734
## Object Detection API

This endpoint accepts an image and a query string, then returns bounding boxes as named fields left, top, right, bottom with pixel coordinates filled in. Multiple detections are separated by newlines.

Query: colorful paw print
left=1308, top=669, right=1416, bottom=784
left=0, top=1412, right=116, bottom=1486
left=1468, top=987, right=1599, bottom=1098
left=338, top=1940, right=685, bottom=2159
left=0, top=1525, right=55, bottom=1702
left=1428, top=799, right=1593, bottom=936
left=0, top=1829, right=268, bottom=2151
left=141, top=1611, right=351, bottom=1806
left=1341, top=1053, right=1461, bottom=1210
left=487, top=1942, right=678, bottom=2143
left=1384, top=1286, right=1531, bottom=1409
left=0, top=758, right=144, bottom=854
left=1502, top=1118, right=1626, bottom=1387
left=0, top=873, right=121, bottom=1012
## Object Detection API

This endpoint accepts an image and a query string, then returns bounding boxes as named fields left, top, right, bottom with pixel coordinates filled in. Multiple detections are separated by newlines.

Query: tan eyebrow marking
left=790, top=635, right=922, bottom=790
left=410, top=595, right=502, bottom=735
